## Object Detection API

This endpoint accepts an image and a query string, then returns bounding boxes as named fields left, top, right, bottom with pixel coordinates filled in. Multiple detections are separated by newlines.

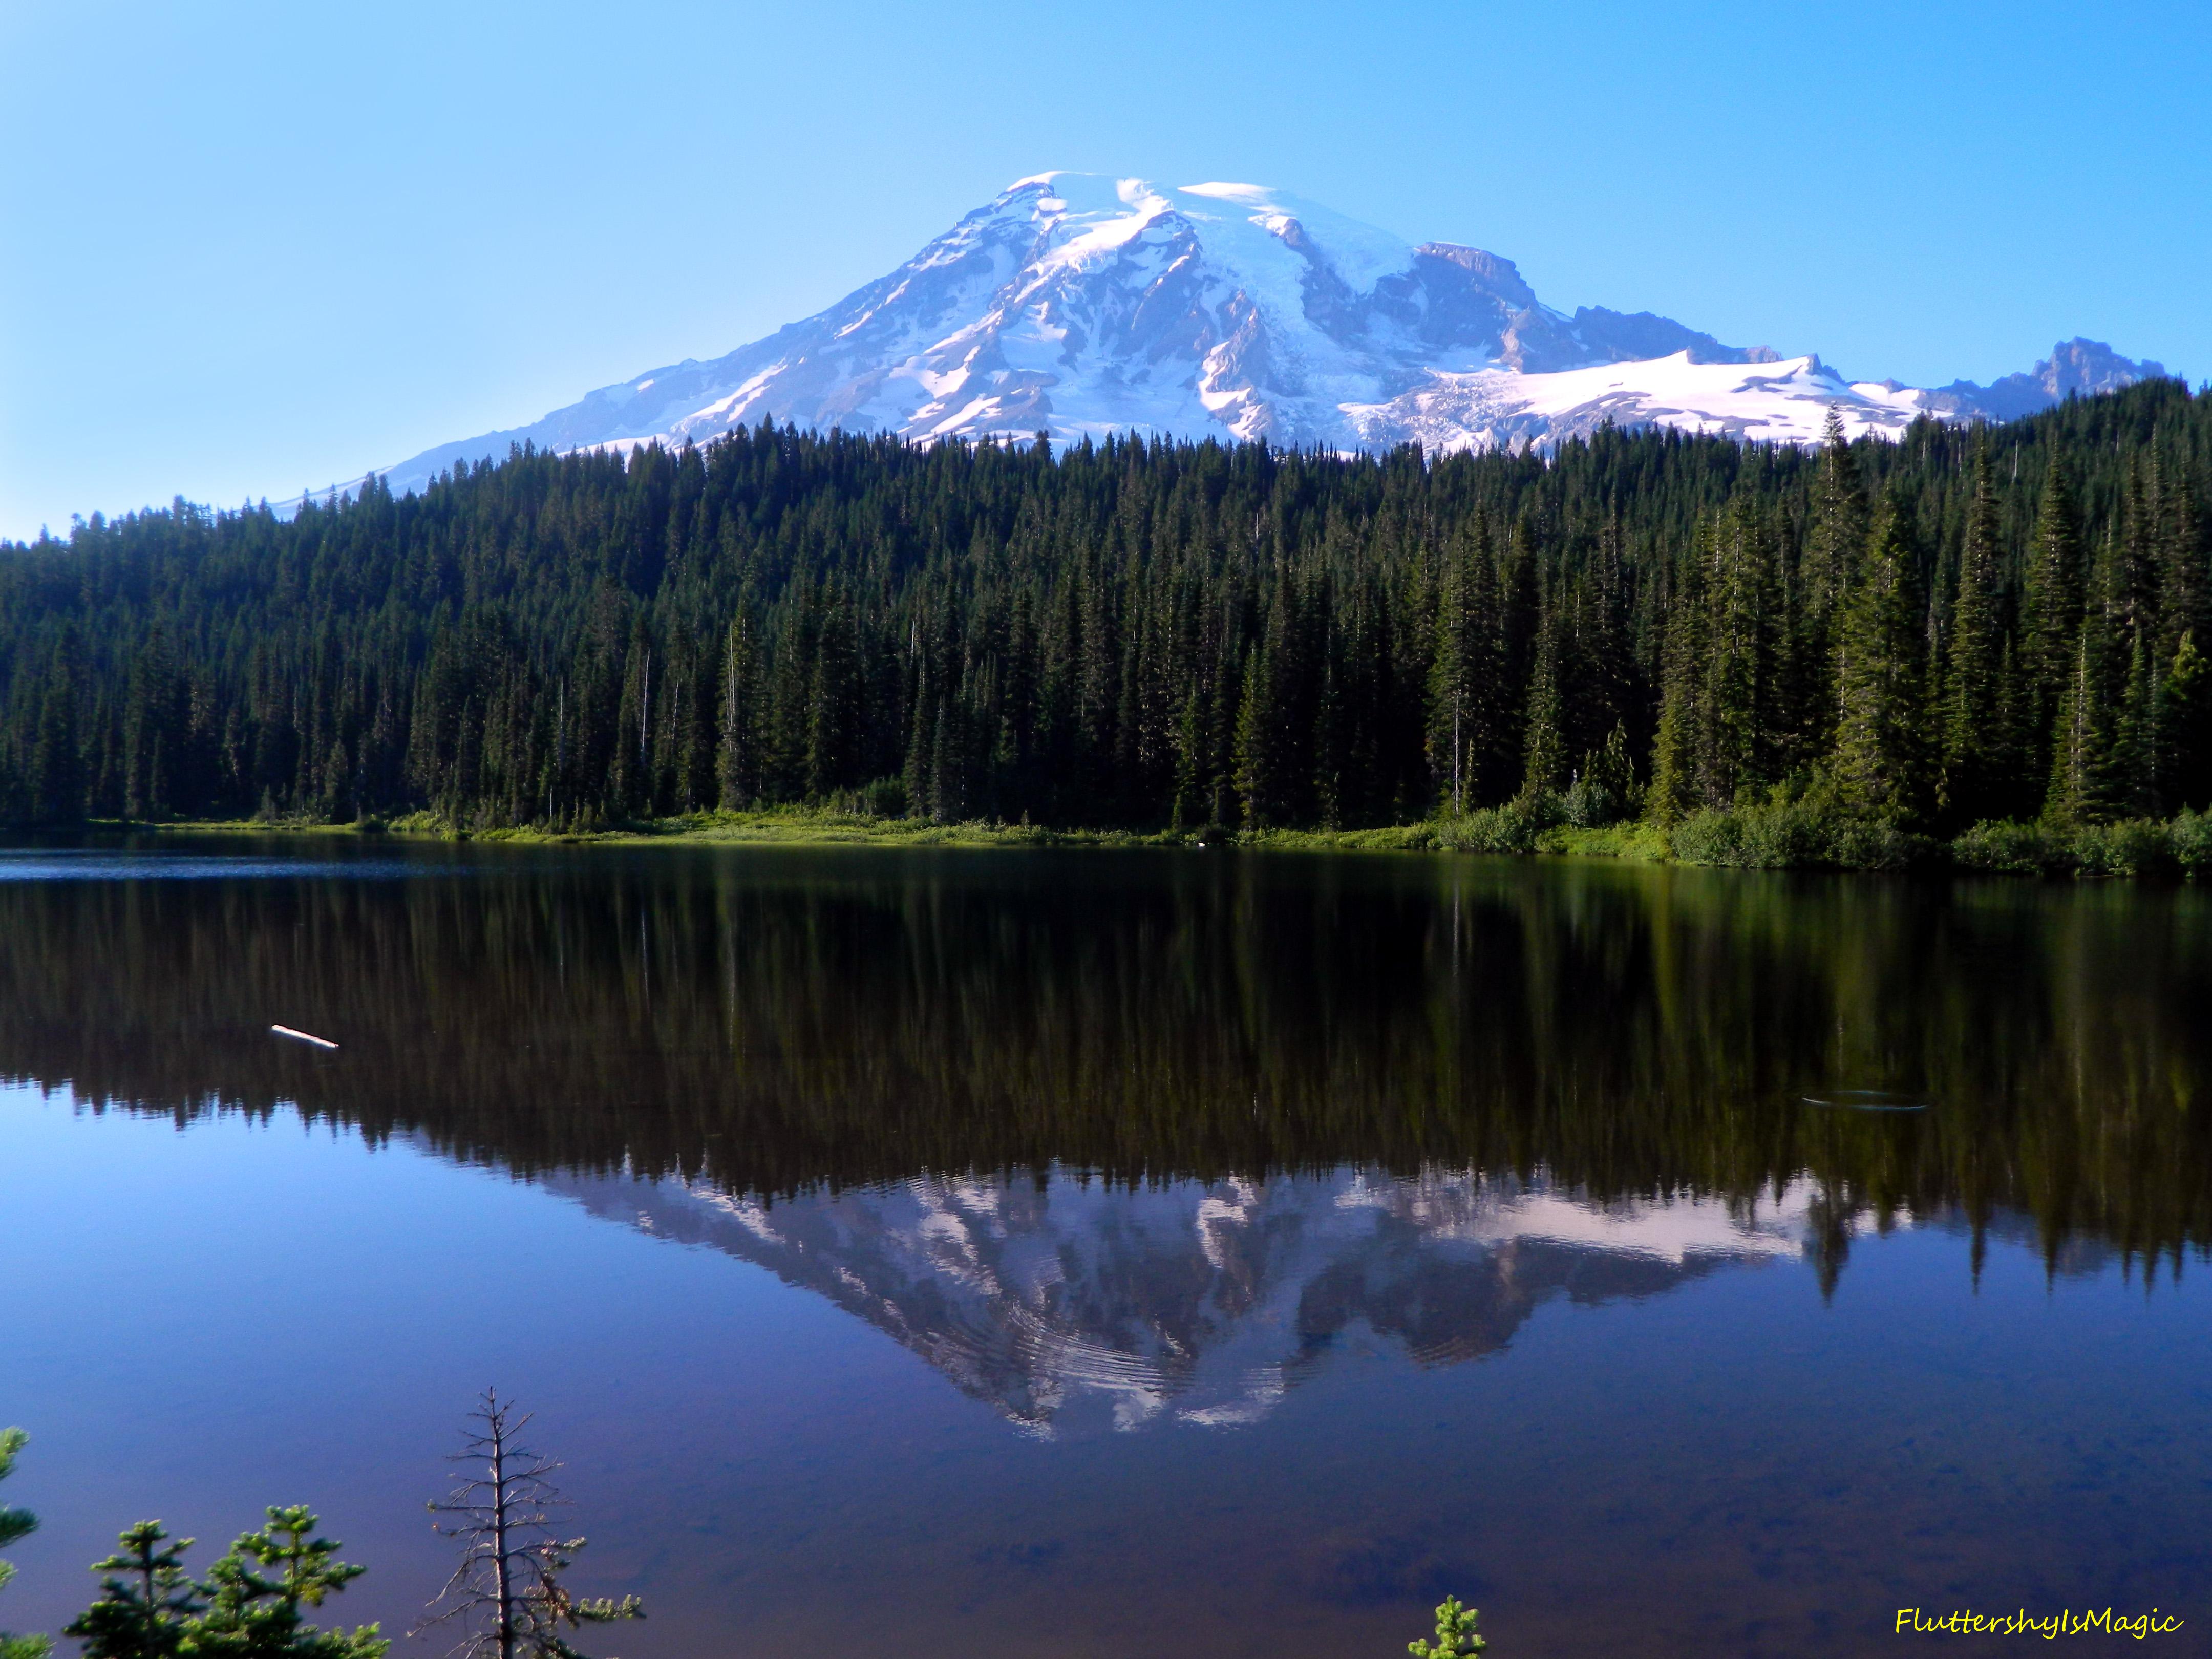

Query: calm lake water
left=4, top=838, right=2210, bottom=1657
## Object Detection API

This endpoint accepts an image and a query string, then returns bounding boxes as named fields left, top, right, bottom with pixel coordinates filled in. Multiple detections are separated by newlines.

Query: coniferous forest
left=2, top=380, right=2208, bottom=854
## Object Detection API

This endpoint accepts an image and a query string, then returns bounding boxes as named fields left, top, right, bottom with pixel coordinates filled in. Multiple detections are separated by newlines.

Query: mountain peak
left=360, top=178, right=2174, bottom=499
left=1926, top=337, right=2169, bottom=422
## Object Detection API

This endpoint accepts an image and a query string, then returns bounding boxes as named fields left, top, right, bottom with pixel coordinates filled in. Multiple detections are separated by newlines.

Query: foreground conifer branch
left=0, top=1430, right=49, bottom=1659
left=1408, top=1595, right=1488, bottom=1657
left=63, top=1523, right=199, bottom=1659
left=65, top=1508, right=384, bottom=1659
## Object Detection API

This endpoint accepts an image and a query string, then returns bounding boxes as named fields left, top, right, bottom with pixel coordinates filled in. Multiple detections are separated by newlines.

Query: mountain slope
left=368, top=173, right=2166, bottom=496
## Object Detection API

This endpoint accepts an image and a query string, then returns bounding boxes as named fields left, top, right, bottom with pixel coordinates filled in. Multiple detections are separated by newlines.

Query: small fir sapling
left=191, top=1507, right=387, bottom=1659
left=66, top=1508, right=383, bottom=1659
left=61, top=1523, right=201, bottom=1659
left=1407, top=1596, right=1488, bottom=1658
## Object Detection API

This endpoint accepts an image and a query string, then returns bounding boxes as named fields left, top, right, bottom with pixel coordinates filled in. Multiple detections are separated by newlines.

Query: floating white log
left=271, top=1025, right=339, bottom=1050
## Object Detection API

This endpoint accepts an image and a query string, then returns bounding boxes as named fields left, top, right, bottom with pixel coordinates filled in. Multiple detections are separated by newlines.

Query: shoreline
left=56, top=804, right=2212, bottom=879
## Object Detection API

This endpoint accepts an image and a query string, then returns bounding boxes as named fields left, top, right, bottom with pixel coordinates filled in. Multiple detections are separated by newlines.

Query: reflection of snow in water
left=547, top=1165, right=1895, bottom=1438
left=1333, top=1169, right=1825, bottom=1263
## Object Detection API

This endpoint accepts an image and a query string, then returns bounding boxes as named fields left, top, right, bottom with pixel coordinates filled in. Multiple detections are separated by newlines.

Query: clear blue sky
left=4, top=0, right=2207, bottom=541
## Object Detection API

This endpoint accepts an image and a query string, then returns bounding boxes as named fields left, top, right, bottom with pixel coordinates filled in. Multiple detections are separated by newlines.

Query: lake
left=3, top=838, right=2209, bottom=1657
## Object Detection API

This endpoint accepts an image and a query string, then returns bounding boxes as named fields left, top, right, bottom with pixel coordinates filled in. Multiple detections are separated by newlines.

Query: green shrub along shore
left=155, top=792, right=2212, bottom=879
left=1423, top=791, right=2212, bottom=877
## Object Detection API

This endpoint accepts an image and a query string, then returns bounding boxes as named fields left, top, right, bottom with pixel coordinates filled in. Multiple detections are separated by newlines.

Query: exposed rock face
left=364, top=175, right=2168, bottom=498
left=1928, top=337, right=2172, bottom=422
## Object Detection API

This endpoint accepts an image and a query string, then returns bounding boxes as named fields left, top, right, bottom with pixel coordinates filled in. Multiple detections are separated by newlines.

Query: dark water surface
left=4, top=838, right=2210, bottom=1657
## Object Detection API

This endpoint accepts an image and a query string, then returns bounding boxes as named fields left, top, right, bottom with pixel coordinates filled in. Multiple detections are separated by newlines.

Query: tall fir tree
left=1939, top=442, right=2008, bottom=827
left=2155, top=469, right=2208, bottom=663
left=2160, top=631, right=2212, bottom=811
left=1796, top=407, right=1868, bottom=757
left=1699, top=499, right=1783, bottom=807
left=1427, top=524, right=1494, bottom=816
left=1518, top=606, right=1568, bottom=800
left=27, top=635, right=85, bottom=827
left=2018, top=452, right=2084, bottom=790
left=2045, top=634, right=2117, bottom=824
left=1832, top=500, right=1931, bottom=824
left=1645, top=551, right=1707, bottom=825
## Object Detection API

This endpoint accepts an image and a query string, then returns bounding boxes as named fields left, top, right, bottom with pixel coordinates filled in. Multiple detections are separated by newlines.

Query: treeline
left=1, top=380, right=2208, bottom=834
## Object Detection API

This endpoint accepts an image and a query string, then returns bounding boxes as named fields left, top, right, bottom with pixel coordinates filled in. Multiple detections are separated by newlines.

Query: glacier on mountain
left=367, top=172, right=2166, bottom=498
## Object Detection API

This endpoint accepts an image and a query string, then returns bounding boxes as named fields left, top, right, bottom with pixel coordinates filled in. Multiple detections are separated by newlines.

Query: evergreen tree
left=63, top=1524, right=202, bottom=1659
left=1496, top=517, right=1541, bottom=776
left=713, top=606, right=761, bottom=809
left=1567, top=517, right=1637, bottom=766
left=1407, top=1597, right=1487, bottom=1658
left=2161, top=632, right=2212, bottom=811
left=2115, top=461, right=2164, bottom=648
left=1796, top=407, right=1867, bottom=755
left=1939, top=443, right=2007, bottom=826
left=1427, top=528, right=1482, bottom=816
left=1427, top=523, right=1508, bottom=815
left=1231, top=647, right=1275, bottom=828
left=2044, top=636, right=2115, bottom=825
left=1517, top=608, right=1568, bottom=800
left=2019, top=453, right=2084, bottom=779
left=0, top=1430, right=48, bottom=1659
left=2155, top=470, right=2208, bottom=663
left=1593, top=720, right=1637, bottom=809
left=2112, top=629, right=2160, bottom=817
left=1646, top=567, right=1705, bottom=826
left=189, top=1509, right=386, bottom=1659
left=1312, top=643, right=1348, bottom=830
left=1832, top=501, right=1931, bottom=823
left=65, top=1512, right=382, bottom=1659
left=1805, top=408, right=1867, bottom=620
left=28, top=639, right=84, bottom=827
left=122, top=628, right=189, bottom=821
left=1699, top=500, right=1782, bottom=806
left=804, top=589, right=860, bottom=799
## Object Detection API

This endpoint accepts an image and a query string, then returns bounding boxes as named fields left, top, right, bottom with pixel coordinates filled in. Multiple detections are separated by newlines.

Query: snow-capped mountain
left=370, top=173, right=2166, bottom=496
left=543, top=1164, right=1852, bottom=1436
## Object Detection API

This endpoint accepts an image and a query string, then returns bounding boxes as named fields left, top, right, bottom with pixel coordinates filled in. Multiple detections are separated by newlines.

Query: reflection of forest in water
left=2, top=843, right=2208, bottom=1269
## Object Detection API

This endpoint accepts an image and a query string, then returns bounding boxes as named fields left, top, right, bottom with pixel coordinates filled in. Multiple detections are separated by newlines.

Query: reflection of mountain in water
left=546, top=1166, right=1837, bottom=1434
left=4, top=848, right=2206, bottom=1267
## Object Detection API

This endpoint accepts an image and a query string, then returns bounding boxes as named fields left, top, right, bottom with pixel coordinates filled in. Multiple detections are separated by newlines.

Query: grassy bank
left=122, top=801, right=2212, bottom=878
left=202, top=806, right=1183, bottom=850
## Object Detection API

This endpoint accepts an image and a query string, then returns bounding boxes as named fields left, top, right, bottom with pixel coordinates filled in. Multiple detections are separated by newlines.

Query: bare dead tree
left=412, top=1392, right=642, bottom=1659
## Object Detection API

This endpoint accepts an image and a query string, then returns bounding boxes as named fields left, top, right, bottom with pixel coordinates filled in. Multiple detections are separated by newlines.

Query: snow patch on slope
left=1346, top=352, right=1945, bottom=453
left=349, top=173, right=2171, bottom=502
